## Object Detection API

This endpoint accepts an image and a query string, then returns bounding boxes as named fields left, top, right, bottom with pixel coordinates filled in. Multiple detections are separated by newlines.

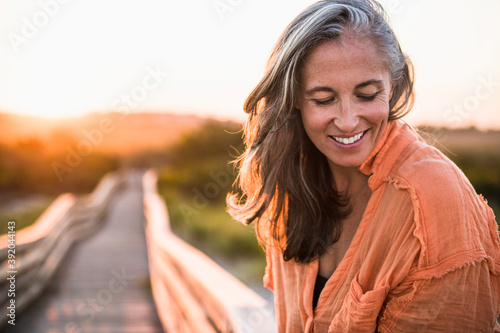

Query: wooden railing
left=0, top=171, right=125, bottom=328
left=143, top=170, right=276, bottom=333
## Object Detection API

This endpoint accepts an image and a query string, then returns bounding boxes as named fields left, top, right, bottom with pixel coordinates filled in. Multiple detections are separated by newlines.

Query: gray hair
left=245, top=0, right=413, bottom=126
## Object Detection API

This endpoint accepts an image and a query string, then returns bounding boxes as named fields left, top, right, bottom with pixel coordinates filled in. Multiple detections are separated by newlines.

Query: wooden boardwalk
left=5, top=171, right=164, bottom=333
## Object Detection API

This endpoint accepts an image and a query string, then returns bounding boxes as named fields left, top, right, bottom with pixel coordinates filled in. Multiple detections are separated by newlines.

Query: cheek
left=301, top=108, right=323, bottom=135
left=364, top=95, right=391, bottom=121
left=300, top=109, right=329, bottom=148
left=367, top=106, right=389, bottom=122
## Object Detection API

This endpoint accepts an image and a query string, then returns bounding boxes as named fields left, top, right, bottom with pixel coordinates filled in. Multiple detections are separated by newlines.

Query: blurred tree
left=161, top=120, right=243, bottom=201
left=0, top=139, right=119, bottom=195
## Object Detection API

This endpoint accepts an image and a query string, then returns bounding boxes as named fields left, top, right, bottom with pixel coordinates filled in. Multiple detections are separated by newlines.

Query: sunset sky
left=0, top=0, right=499, bottom=129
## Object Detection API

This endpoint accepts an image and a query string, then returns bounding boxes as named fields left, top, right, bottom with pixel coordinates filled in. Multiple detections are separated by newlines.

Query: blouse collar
left=359, top=119, right=418, bottom=191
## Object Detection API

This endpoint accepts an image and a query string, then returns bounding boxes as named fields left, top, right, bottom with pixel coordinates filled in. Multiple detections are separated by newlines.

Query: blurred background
left=0, top=0, right=499, bottom=291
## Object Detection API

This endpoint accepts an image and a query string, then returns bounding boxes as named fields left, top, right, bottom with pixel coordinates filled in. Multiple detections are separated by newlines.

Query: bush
left=157, top=120, right=266, bottom=284
left=447, top=151, right=500, bottom=218
left=0, top=140, right=119, bottom=195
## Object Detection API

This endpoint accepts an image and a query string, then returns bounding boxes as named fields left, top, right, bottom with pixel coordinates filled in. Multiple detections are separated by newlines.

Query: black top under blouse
left=312, top=274, right=329, bottom=310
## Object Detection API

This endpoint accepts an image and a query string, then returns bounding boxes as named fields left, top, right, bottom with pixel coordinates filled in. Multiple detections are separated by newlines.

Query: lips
left=330, top=131, right=366, bottom=145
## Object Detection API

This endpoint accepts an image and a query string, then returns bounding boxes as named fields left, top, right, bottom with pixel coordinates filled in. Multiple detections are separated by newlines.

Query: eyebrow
left=305, top=79, right=384, bottom=95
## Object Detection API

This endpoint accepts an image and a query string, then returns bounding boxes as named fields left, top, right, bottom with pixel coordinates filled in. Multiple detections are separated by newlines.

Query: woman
left=227, top=0, right=500, bottom=332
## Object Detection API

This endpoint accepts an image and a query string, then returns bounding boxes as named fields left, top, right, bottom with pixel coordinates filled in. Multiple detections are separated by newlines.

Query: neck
left=329, top=163, right=370, bottom=198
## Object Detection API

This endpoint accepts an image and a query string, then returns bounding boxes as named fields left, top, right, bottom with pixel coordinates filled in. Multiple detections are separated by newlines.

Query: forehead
left=300, top=37, right=389, bottom=86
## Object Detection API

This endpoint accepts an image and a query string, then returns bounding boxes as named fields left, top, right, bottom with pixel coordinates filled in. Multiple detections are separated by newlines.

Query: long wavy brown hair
left=227, top=0, right=414, bottom=263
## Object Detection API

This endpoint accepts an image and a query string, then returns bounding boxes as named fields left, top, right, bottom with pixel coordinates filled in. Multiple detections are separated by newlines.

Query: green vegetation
left=159, top=122, right=265, bottom=283
left=449, top=151, right=500, bottom=226
left=159, top=189, right=265, bottom=283
left=156, top=121, right=266, bottom=284
left=0, top=198, right=55, bottom=235
left=0, top=138, right=119, bottom=235
left=0, top=139, right=119, bottom=195
left=450, top=151, right=500, bottom=210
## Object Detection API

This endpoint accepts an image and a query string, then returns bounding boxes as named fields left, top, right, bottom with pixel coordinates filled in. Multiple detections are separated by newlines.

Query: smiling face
left=297, top=36, right=393, bottom=174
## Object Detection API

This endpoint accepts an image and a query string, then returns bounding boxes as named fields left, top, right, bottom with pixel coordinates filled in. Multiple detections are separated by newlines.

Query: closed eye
left=312, top=98, right=334, bottom=106
left=357, top=91, right=381, bottom=101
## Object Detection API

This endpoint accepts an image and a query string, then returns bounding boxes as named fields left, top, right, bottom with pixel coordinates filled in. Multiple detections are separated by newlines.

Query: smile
left=331, top=131, right=366, bottom=145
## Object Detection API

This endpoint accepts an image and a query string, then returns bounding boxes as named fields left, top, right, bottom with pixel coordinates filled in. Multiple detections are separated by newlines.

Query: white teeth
left=333, top=131, right=364, bottom=145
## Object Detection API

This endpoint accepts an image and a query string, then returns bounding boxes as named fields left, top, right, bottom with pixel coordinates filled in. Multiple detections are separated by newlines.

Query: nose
left=333, top=100, right=359, bottom=133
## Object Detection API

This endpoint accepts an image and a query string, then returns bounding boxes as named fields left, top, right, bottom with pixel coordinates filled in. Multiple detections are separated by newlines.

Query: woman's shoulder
left=391, top=138, right=473, bottom=213
left=385, top=136, right=500, bottom=277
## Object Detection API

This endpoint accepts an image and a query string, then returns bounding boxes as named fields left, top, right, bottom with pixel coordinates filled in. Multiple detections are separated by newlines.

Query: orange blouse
left=264, top=120, right=500, bottom=332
